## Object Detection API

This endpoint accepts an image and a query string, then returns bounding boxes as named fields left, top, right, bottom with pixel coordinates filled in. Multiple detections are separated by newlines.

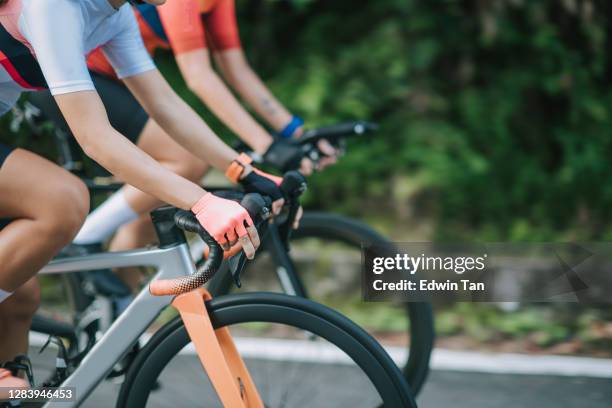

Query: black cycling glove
left=263, top=140, right=304, bottom=173
left=239, top=170, right=284, bottom=202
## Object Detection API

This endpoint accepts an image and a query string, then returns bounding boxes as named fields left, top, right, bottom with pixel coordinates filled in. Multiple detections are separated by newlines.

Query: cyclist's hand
left=215, top=207, right=301, bottom=254
left=299, top=158, right=315, bottom=176
left=263, top=139, right=318, bottom=176
left=315, top=138, right=338, bottom=171
left=288, top=127, right=316, bottom=176
left=293, top=205, right=303, bottom=230
left=263, top=140, right=308, bottom=174
left=240, top=167, right=285, bottom=215
left=192, top=193, right=260, bottom=259
left=293, top=126, right=338, bottom=173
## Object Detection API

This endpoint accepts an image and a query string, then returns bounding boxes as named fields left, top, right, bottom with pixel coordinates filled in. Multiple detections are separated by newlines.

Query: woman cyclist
left=27, top=0, right=335, bottom=295
left=0, top=0, right=284, bottom=393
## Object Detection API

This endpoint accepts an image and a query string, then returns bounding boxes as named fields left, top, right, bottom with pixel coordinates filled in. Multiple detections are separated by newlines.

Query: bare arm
left=122, top=69, right=239, bottom=171
left=176, top=49, right=274, bottom=154
left=54, top=91, right=205, bottom=210
left=216, top=49, right=298, bottom=134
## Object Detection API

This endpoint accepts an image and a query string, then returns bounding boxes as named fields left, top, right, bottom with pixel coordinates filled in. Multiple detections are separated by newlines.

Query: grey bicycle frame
left=39, top=242, right=198, bottom=407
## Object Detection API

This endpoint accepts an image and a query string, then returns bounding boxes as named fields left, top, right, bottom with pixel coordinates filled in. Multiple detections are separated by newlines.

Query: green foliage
left=0, top=98, right=57, bottom=159
left=233, top=0, right=612, bottom=240
left=434, top=303, right=612, bottom=352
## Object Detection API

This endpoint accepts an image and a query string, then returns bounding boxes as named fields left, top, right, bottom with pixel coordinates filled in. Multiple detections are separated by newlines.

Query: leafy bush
left=233, top=0, right=612, bottom=240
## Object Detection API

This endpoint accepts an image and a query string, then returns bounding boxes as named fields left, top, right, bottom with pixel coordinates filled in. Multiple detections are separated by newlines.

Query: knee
left=59, top=178, right=89, bottom=240
left=42, top=176, right=90, bottom=242
left=169, top=156, right=208, bottom=182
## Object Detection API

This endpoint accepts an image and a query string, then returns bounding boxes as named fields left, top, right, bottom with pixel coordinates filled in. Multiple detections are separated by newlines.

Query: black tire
left=208, top=211, right=434, bottom=396
left=294, top=212, right=434, bottom=395
left=117, top=293, right=417, bottom=408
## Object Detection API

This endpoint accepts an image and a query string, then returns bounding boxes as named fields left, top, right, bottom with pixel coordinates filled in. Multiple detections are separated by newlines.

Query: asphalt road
left=25, top=345, right=612, bottom=408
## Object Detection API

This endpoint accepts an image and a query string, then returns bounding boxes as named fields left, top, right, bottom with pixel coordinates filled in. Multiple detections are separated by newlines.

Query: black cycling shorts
left=0, top=141, right=14, bottom=169
left=0, top=217, right=10, bottom=230
left=28, top=71, right=149, bottom=143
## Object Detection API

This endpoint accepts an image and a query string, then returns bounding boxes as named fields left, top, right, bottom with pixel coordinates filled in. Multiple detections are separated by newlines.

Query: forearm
left=150, top=94, right=236, bottom=169
left=219, top=51, right=293, bottom=132
left=55, top=92, right=204, bottom=210
left=82, top=127, right=203, bottom=210
left=124, top=70, right=238, bottom=171
left=188, top=70, right=273, bottom=154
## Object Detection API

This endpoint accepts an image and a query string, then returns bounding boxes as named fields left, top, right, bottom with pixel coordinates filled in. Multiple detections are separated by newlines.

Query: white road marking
left=30, top=332, right=612, bottom=378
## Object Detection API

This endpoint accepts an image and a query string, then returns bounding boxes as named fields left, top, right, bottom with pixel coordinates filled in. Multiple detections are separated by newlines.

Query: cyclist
left=27, top=0, right=334, bottom=297
left=0, top=0, right=284, bottom=394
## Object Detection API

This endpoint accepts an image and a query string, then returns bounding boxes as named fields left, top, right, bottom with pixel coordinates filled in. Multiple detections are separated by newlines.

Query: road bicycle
left=3, top=176, right=418, bottom=407
left=14, top=100, right=434, bottom=395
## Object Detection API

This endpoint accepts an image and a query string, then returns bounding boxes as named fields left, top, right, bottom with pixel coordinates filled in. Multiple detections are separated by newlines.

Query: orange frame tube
left=172, top=288, right=264, bottom=408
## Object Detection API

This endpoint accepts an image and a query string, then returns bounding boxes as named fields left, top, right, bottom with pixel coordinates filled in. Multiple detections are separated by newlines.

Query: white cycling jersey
left=0, top=0, right=155, bottom=114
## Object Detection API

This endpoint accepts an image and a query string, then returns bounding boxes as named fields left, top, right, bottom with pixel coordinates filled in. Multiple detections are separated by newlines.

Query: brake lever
left=227, top=194, right=272, bottom=288
left=228, top=252, right=247, bottom=288
left=276, top=172, right=307, bottom=248
left=228, top=217, right=270, bottom=288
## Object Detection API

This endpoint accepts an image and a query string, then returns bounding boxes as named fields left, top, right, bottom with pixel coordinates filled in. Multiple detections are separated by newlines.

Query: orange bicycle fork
left=171, top=288, right=264, bottom=408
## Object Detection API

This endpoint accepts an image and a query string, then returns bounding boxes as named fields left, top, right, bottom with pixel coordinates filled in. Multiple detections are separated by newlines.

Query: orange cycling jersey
left=88, top=0, right=240, bottom=78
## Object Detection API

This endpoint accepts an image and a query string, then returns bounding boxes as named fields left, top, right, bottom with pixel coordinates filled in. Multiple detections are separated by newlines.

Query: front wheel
left=208, top=211, right=434, bottom=395
left=117, top=293, right=417, bottom=408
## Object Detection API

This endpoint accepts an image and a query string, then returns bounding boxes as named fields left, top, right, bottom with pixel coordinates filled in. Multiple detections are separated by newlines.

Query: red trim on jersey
left=0, top=49, right=44, bottom=90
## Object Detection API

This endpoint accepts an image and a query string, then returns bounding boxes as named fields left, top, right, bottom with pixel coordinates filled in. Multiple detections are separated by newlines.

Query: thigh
left=0, top=143, right=14, bottom=228
left=0, top=146, right=86, bottom=220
